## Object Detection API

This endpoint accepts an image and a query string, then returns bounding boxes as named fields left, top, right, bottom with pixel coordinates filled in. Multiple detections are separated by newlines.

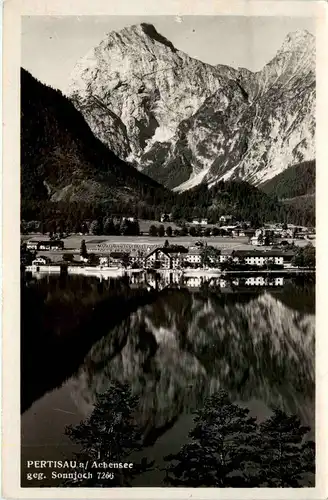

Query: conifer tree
left=64, top=383, right=153, bottom=487
left=166, top=226, right=173, bottom=237
left=256, top=408, right=315, bottom=487
left=158, top=224, right=165, bottom=237
left=149, top=225, right=158, bottom=237
left=164, top=394, right=315, bottom=488
left=164, top=391, right=259, bottom=487
left=80, top=239, right=88, bottom=259
left=103, top=217, right=115, bottom=235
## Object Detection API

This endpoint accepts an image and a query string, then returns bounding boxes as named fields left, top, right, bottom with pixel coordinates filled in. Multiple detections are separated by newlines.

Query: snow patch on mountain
left=173, top=167, right=211, bottom=193
left=68, top=26, right=315, bottom=190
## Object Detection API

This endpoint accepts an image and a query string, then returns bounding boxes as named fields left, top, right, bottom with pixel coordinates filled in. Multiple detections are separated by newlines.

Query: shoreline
left=24, top=265, right=315, bottom=277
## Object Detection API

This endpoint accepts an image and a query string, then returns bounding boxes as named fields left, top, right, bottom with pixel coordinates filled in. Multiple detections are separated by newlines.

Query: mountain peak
left=139, top=23, right=177, bottom=52
left=69, top=23, right=224, bottom=160
left=69, top=22, right=315, bottom=194
left=280, top=29, right=315, bottom=53
left=103, top=22, right=178, bottom=53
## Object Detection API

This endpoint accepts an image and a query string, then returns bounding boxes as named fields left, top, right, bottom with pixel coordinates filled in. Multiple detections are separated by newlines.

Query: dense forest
left=21, top=69, right=167, bottom=203
left=281, top=194, right=315, bottom=228
left=260, top=160, right=315, bottom=199
left=21, top=69, right=315, bottom=228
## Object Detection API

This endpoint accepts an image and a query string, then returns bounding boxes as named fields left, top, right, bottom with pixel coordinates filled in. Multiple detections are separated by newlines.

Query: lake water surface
left=21, top=272, right=315, bottom=487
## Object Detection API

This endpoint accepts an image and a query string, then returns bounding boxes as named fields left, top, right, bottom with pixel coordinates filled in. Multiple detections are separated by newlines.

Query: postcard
left=2, top=0, right=327, bottom=498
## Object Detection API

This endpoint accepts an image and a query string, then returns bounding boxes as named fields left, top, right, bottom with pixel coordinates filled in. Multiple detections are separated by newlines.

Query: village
left=22, top=216, right=315, bottom=279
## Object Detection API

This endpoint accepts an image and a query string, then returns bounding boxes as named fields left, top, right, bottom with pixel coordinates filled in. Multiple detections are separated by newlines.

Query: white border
left=2, top=1, right=328, bottom=498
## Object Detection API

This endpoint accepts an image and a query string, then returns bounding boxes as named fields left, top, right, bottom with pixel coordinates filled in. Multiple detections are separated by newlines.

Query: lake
left=21, top=271, right=315, bottom=487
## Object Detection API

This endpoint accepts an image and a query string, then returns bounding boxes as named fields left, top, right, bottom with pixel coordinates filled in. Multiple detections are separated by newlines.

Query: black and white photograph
left=2, top=3, right=322, bottom=495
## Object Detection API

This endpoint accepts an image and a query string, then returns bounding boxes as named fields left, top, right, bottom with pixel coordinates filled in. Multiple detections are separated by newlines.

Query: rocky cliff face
left=68, top=23, right=225, bottom=162
left=212, top=30, right=316, bottom=186
left=68, top=289, right=315, bottom=442
left=69, top=25, right=315, bottom=191
left=143, top=30, right=315, bottom=189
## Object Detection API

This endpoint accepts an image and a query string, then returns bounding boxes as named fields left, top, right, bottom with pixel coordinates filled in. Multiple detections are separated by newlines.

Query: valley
left=19, top=17, right=317, bottom=489
left=21, top=24, right=315, bottom=228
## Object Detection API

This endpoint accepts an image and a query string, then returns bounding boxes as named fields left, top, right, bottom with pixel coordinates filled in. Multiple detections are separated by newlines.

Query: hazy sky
left=22, top=15, right=315, bottom=94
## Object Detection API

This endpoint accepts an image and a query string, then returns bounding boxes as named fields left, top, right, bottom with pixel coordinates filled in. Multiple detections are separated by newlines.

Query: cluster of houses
left=25, top=235, right=309, bottom=272
left=261, top=224, right=315, bottom=240
left=160, top=214, right=234, bottom=225
left=26, top=240, right=64, bottom=251
left=94, top=245, right=296, bottom=270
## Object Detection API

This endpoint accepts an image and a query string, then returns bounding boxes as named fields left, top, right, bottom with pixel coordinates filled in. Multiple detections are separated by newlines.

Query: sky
left=21, top=15, right=315, bottom=94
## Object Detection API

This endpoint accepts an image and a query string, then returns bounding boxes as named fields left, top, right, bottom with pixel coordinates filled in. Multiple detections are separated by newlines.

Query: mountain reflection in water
left=21, top=272, right=315, bottom=485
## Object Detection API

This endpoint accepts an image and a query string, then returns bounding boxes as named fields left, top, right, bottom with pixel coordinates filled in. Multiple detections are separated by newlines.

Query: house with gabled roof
left=145, top=246, right=188, bottom=270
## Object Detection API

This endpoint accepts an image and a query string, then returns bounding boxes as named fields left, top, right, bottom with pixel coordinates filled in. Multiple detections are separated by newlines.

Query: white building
left=145, top=247, right=186, bottom=270
left=26, top=241, right=38, bottom=250
left=220, top=215, right=233, bottom=223
left=184, top=249, right=202, bottom=266
left=32, top=256, right=51, bottom=266
left=232, top=228, right=246, bottom=237
left=145, top=248, right=170, bottom=269
left=219, top=253, right=229, bottom=263
left=192, top=218, right=208, bottom=225
left=232, top=251, right=285, bottom=266
left=252, top=237, right=268, bottom=246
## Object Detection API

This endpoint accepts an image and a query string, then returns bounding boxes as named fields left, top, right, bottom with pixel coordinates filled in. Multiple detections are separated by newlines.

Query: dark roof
left=145, top=248, right=158, bottom=258
left=164, top=245, right=188, bottom=254
left=110, top=252, right=129, bottom=258
left=160, top=249, right=171, bottom=257
left=38, top=240, right=64, bottom=246
left=145, top=247, right=187, bottom=259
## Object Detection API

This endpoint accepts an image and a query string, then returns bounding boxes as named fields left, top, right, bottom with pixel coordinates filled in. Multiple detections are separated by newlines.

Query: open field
left=23, top=233, right=313, bottom=249
left=24, top=234, right=260, bottom=251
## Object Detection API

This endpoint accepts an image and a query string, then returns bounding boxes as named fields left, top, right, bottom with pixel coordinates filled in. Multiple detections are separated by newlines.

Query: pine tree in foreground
left=64, top=383, right=153, bottom=487
left=256, top=408, right=315, bottom=487
left=164, top=390, right=260, bottom=487
left=63, top=386, right=315, bottom=488
left=164, top=392, right=315, bottom=488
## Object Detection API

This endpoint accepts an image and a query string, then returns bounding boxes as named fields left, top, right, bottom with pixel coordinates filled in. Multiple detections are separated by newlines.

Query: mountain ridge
left=24, top=67, right=301, bottom=225
left=21, top=68, right=172, bottom=218
left=68, top=24, right=315, bottom=192
left=260, top=160, right=315, bottom=199
left=68, top=23, right=239, bottom=162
